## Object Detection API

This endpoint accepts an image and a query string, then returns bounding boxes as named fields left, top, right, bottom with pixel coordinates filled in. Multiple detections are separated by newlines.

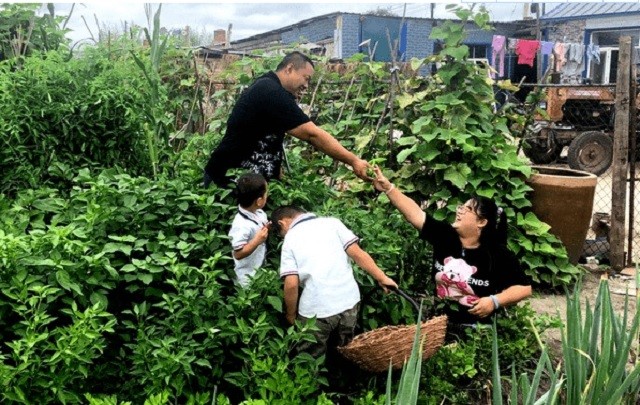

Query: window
left=588, top=30, right=640, bottom=84
left=468, top=45, right=488, bottom=59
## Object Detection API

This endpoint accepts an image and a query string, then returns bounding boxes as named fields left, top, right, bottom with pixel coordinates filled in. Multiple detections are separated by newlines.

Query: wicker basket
left=338, top=315, right=447, bottom=373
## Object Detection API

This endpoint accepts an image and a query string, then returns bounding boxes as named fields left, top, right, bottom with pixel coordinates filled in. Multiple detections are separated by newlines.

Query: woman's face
left=452, top=199, right=487, bottom=237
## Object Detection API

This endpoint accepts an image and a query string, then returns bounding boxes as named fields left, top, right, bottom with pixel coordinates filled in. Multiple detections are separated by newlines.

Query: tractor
left=523, top=84, right=639, bottom=176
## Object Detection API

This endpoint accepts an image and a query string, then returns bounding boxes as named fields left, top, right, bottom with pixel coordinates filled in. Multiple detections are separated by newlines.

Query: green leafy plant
left=0, top=3, right=70, bottom=61
left=560, top=278, right=640, bottom=404
left=354, top=4, right=579, bottom=287
left=385, top=303, right=425, bottom=405
left=490, top=317, right=564, bottom=405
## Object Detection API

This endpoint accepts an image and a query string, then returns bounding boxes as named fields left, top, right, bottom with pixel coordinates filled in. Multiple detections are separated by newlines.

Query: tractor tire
left=567, top=131, right=613, bottom=176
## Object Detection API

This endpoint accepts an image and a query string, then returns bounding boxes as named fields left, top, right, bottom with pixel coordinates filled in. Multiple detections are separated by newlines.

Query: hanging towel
left=563, top=43, right=585, bottom=76
left=516, top=39, right=540, bottom=67
left=540, top=41, right=554, bottom=55
left=586, top=43, right=600, bottom=65
left=553, top=42, right=566, bottom=71
left=491, top=35, right=506, bottom=78
left=508, top=38, right=518, bottom=51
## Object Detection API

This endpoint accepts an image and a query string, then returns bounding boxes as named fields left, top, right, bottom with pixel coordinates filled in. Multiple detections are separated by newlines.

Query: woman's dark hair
left=271, top=205, right=306, bottom=235
left=276, top=51, right=314, bottom=71
left=471, top=195, right=508, bottom=247
left=235, top=172, right=267, bottom=208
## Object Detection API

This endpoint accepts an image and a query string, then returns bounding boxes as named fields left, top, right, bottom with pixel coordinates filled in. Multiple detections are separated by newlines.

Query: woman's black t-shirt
left=419, top=215, right=530, bottom=325
left=205, top=71, right=311, bottom=183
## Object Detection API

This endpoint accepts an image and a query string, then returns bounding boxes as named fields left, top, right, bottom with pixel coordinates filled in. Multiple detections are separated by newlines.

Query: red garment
left=515, top=39, right=540, bottom=67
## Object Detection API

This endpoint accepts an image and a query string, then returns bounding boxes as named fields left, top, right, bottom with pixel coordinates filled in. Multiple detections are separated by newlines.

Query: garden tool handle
left=387, top=286, right=421, bottom=314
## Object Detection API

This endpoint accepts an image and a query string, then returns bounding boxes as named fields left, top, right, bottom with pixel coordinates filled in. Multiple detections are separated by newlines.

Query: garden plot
left=530, top=265, right=638, bottom=353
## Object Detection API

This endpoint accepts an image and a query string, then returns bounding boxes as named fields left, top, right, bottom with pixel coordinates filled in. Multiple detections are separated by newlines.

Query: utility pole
left=535, top=3, right=542, bottom=82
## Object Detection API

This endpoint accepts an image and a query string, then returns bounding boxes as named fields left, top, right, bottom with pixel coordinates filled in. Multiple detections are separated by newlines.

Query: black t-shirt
left=204, top=71, right=311, bottom=184
left=419, top=215, right=530, bottom=325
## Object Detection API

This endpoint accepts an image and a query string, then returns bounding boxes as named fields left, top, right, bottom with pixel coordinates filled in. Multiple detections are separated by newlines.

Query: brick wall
left=404, top=19, right=434, bottom=60
left=281, top=15, right=337, bottom=44
left=545, top=20, right=585, bottom=44
left=279, top=14, right=435, bottom=62
left=339, top=14, right=361, bottom=58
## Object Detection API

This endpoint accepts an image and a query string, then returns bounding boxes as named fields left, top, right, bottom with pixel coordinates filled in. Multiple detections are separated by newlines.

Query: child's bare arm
left=233, top=224, right=269, bottom=260
left=283, top=275, right=300, bottom=324
left=345, top=243, right=397, bottom=292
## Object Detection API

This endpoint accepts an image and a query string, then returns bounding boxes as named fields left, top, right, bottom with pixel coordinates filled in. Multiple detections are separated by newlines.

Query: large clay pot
left=525, top=166, right=597, bottom=264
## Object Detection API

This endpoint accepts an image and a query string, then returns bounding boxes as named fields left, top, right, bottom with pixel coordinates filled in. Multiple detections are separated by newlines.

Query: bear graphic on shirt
left=435, top=257, right=480, bottom=307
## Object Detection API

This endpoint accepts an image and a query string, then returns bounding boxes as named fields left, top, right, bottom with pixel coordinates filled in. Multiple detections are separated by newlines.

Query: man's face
left=282, top=62, right=314, bottom=99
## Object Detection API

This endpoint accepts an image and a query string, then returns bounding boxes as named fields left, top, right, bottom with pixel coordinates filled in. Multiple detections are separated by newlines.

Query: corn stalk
left=131, top=3, right=169, bottom=178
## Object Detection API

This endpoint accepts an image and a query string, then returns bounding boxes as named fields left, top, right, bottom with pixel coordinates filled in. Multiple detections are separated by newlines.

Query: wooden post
left=628, top=62, right=637, bottom=265
left=611, top=36, right=632, bottom=271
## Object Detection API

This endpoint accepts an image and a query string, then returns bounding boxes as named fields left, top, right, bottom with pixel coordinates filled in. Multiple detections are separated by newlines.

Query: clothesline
left=491, top=35, right=601, bottom=79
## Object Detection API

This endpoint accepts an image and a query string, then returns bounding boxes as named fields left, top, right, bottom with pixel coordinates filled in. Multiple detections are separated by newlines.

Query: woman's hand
left=372, top=166, right=393, bottom=193
left=468, top=297, right=496, bottom=318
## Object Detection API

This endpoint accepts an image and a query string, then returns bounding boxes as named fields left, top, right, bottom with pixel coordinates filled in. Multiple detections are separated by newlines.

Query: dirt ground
left=529, top=264, right=638, bottom=354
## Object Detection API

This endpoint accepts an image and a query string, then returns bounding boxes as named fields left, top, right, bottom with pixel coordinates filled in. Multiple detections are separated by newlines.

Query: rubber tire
left=567, top=131, right=613, bottom=176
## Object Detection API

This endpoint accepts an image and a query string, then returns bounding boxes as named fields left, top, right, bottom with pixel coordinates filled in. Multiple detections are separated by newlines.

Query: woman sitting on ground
left=372, top=167, right=532, bottom=338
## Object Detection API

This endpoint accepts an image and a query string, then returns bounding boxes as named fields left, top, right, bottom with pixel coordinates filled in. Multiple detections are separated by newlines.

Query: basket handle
left=387, top=285, right=421, bottom=314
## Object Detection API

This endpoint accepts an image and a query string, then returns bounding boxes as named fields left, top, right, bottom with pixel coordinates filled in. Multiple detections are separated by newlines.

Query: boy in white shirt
left=271, top=205, right=398, bottom=359
left=228, top=173, right=270, bottom=288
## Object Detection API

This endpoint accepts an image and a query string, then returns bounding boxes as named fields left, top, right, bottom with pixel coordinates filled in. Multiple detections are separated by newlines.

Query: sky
left=48, top=2, right=546, bottom=47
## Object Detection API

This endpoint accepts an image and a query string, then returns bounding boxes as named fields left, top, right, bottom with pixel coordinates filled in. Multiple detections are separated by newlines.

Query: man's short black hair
left=276, top=51, right=314, bottom=71
left=271, top=205, right=306, bottom=234
left=236, top=172, right=267, bottom=208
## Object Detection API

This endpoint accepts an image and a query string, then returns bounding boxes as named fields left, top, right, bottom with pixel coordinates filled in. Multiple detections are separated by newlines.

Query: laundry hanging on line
left=489, top=35, right=603, bottom=78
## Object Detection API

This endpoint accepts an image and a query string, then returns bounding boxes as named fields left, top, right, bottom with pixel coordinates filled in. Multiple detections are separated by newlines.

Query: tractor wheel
left=567, top=131, right=613, bottom=176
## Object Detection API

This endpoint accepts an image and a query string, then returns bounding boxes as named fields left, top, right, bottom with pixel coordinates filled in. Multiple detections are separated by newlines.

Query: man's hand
left=468, top=297, right=496, bottom=318
left=351, top=159, right=373, bottom=181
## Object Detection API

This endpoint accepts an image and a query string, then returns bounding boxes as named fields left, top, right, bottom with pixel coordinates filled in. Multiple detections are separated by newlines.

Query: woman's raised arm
left=372, top=167, right=426, bottom=231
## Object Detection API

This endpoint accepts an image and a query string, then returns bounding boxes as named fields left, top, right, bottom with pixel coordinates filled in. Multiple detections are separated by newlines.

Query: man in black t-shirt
left=204, top=52, right=371, bottom=187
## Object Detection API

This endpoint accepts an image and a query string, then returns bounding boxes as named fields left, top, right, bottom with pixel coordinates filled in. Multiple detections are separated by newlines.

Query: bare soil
left=529, top=265, right=638, bottom=356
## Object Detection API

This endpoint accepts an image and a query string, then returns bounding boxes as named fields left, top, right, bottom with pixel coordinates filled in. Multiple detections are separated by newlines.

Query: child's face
left=277, top=217, right=293, bottom=237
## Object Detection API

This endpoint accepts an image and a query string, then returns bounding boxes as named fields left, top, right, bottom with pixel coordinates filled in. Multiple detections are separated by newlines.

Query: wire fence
left=521, top=83, right=640, bottom=267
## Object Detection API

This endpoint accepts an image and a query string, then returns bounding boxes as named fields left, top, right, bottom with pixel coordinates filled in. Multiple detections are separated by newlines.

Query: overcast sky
left=52, top=2, right=547, bottom=46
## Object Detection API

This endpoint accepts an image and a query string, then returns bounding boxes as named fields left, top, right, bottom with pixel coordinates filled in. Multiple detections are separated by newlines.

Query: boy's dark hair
left=276, top=51, right=314, bottom=71
left=271, top=205, right=306, bottom=235
left=235, top=172, right=267, bottom=208
left=470, top=195, right=508, bottom=247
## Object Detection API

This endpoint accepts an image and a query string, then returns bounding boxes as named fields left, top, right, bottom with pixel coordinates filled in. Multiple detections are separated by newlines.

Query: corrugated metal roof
left=541, top=2, right=640, bottom=21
